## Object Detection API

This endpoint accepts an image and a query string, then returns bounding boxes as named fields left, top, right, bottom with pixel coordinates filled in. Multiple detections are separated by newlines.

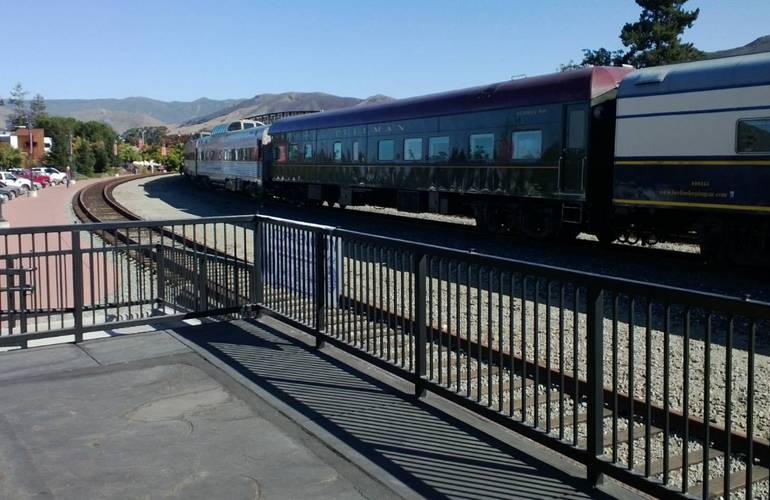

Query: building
left=0, top=132, right=19, bottom=149
left=0, top=127, right=52, bottom=164
left=12, top=127, right=47, bottom=163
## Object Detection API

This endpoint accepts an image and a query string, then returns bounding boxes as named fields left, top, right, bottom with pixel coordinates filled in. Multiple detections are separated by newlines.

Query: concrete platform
left=0, top=320, right=636, bottom=499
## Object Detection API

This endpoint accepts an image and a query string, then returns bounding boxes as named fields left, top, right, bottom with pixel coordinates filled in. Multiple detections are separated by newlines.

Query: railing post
left=586, top=284, right=605, bottom=485
left=5, top=257, right=16, bottom=332
left=413, top=252, right=427, bottom=398
left=313, top=231, right=327, bottom=348
left=71, top=231, right=84, bottom=343
left=156, top=244, right=166, bottom=310
left=251, top=218, right=263, bottom=308
left=198, top=256, right=208, bottom=311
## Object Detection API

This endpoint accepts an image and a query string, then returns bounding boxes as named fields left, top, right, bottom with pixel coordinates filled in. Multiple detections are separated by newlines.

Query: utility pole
left=68, top=132, right=73, bottom=175
left=26, top=115, right=33, bottom=165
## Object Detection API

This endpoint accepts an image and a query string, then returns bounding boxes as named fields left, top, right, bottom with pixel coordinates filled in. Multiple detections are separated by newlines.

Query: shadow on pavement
left=174, top=319, right=609, bottom=500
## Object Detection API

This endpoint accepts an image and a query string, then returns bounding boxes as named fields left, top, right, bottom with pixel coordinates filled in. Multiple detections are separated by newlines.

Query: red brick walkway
left=1, top=179, right=115, bottom=323
left=1, top=179, right=102, bottom=228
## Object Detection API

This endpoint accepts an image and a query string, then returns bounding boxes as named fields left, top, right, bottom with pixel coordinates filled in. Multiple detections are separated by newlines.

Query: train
left=184, top=52, right=770, bottom=264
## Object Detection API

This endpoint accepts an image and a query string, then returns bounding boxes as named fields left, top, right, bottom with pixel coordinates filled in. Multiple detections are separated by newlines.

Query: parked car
left=32, top=167, right=67, bottom=185
left=11, top=168, right=50, bottom=188
left=0, top=181, right=20, bottom=199
left=0, top=172, right=31, bottom=191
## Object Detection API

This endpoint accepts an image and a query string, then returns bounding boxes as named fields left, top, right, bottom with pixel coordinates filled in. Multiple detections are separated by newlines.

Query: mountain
left=171, top=92, right=395, bottom=134
left=2, top=92, right=395, bottom=134
left=42, top=97, right=240, bottom=133
left=706, top=35, right=770, bottom=59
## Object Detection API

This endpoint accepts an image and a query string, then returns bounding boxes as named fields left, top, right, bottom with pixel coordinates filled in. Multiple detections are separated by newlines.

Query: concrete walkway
left=0, top=319, right=634, bottom=499
left=0, top=331, right=390, bottom=499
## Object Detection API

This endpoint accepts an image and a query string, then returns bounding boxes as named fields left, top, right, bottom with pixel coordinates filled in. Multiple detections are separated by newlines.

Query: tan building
left=12, top=127, right=46, bottom=163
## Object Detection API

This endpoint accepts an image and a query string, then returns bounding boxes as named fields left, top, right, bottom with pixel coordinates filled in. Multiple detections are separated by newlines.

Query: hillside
left=43, top=97, right=239, bottom=133
left=172, top=92, right=395, bottom=134
left=707, top=35, right=770, bottom=59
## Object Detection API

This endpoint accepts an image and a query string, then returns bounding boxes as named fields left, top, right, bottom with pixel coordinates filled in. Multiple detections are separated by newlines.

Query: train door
left=560, top=103, right=589, bottom=194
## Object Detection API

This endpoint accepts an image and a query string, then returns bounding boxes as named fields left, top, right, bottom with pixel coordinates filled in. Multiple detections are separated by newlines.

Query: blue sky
left=3, top=0, right=768, bottom=101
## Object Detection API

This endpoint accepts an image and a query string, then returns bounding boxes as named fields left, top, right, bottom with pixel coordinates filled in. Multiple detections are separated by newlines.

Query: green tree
left=8, top=82, right=28, bottom=127
left=164, top=144, right=184, bottom=171
left=569, top=0, right=703, bottom=69
left=74, top=140, right=95, bottom=176
left=36, top=115, right=78, bottom=167
left=117, top=142, right=141, bottom=164
left=122, top=126, right=169, bottom=147
left=0, top=143, right=24, bottom=169
left=30, top=93, right=47, bottom=126
left=92, top=142, right=111, bottom=173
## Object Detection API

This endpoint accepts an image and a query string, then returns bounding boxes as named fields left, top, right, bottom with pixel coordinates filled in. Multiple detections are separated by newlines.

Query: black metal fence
left=1, top=214, right=768, bottom=499
left=0, top=216, right=256, bottom=347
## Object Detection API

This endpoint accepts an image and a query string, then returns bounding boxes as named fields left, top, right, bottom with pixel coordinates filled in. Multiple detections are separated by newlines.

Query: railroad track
left=75, top=176, right=768, bottom=498
left=73, top=174, right=161, bottom=224
left=279, top=199, right=708, bottom=268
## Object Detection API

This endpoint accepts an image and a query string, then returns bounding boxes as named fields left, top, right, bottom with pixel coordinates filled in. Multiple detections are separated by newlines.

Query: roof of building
left=268, top=67, right=631, bottom=134
left=619, top=52, right=770, bottom=98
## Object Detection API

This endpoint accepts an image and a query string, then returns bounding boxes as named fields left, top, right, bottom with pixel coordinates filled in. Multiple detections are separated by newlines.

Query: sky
left=2, top=0, right=768, bottom=102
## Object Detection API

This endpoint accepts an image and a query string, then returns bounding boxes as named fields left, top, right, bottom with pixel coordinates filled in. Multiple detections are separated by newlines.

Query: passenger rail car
left=612, top=53, right=770, bottom=262
left=184, top=52, right=770, bottom=264
left=267, top=67, right=631, bottom=238
left=183, top=121, right=268, bottom=196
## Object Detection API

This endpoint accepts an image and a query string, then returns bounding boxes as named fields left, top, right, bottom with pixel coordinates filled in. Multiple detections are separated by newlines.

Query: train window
left=352, top=141, right=360, bottom=162
left=276, top=144, right=287, bottom=162
left=333, top=142, right=343, bottom=162
left=567, top=109, right=587, bottom=149
left=404, top=138, right=422, bottom=161
left=289, top=144, right=300, bottom=161
left=428, top=136, right=449, bottom=161
left=304, top=143, right=313, bottom=160
left=512, top=130, right=542, bottom=160
left=737, top=119, right=770, bottom=153
left=469, top=133, right=494, bottom=161
left=378, top=140, right=394, bottom=161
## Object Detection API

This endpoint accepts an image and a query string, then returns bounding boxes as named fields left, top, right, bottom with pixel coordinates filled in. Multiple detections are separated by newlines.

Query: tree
left=92, top=142, right=111, bottom=173
left=8, top=82, right=28, bottom=127
left=164, top=144, right=184, bottom=171
left=36, top=115, right=78, bottom=168
left=122, top=126, right=169, bottom=147
left=30, top=94, right=48, bottom=126
left=0, top=143, right=24, bottom=169
left=117, top=142, right=141, bottom=164
left=74, top=140, right=95, bottom=176
left=568, top=0, right=704, bottom=69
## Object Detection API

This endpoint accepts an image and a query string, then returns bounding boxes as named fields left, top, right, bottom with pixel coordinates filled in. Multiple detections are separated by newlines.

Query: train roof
left=268, top=67, right=631, bottom=134
left=619, top=52, right=770, bottom=98
left=197, top=124, right=268, bottom=148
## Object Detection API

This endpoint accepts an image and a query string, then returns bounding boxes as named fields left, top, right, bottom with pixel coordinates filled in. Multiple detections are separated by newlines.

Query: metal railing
left=1, top=214, right=768, bottom=498
left=0, top=216, right=257, bottom=347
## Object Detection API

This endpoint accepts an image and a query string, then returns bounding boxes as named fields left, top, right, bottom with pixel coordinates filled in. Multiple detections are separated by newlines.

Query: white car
left=0, top=171, right=32, bottom=191
left=32, top=167, right=67, bottom=184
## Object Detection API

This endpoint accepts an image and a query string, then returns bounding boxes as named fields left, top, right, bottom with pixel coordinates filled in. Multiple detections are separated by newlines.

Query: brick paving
left=1, top=179, right=112, bottom=318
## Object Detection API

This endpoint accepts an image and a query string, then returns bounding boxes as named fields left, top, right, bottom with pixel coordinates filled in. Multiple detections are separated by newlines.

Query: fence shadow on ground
left=174, top=319, right=610, bottom=500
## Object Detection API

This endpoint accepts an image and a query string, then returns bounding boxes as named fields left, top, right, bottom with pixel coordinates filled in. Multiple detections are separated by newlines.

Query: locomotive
left=183, top=52, right=770, bottom=264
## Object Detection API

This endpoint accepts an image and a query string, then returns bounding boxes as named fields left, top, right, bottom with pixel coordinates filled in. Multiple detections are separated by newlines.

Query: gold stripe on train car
left=615, top=159, right=770, bottom=166
left=612, top=198, right=770, bottom=212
